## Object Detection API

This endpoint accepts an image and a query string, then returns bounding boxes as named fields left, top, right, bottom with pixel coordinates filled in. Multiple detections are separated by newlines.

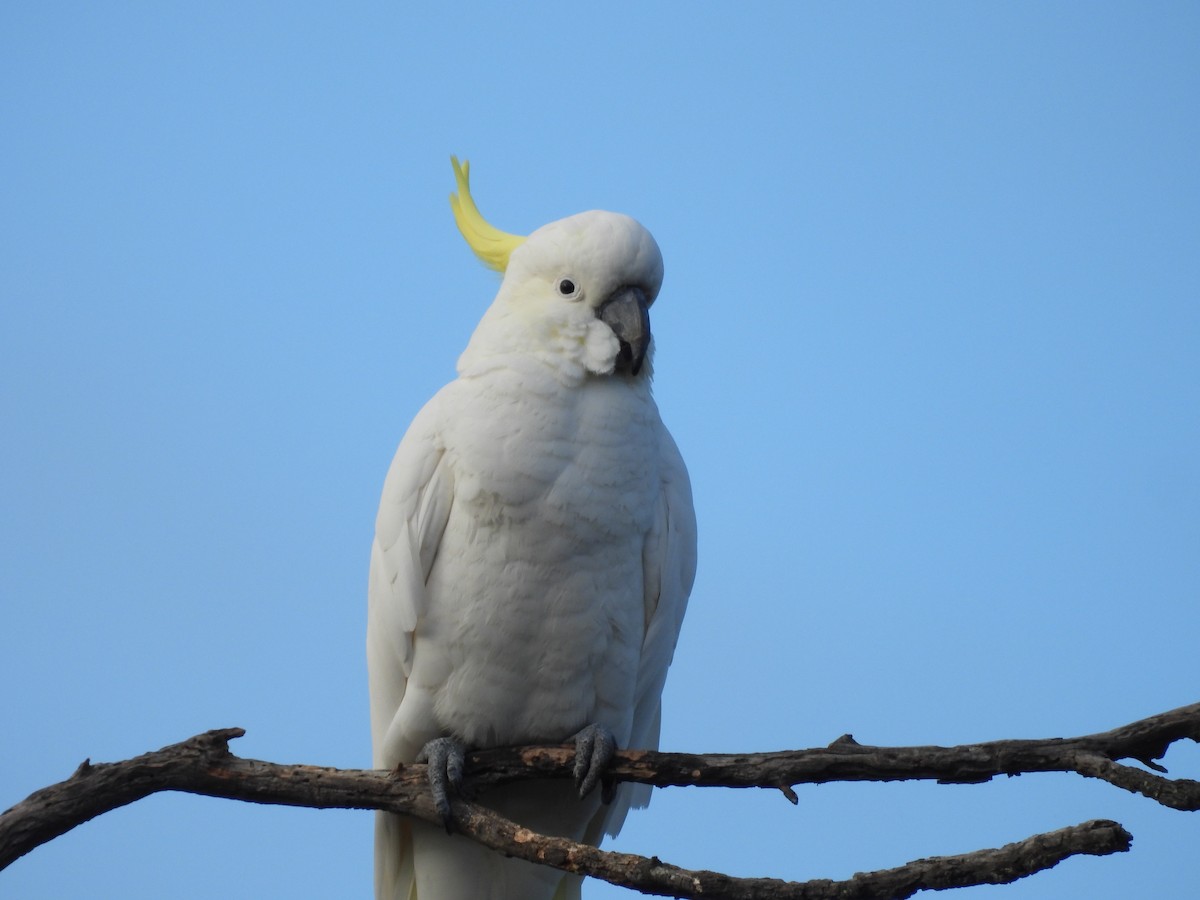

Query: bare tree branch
left=2, top=702, right=1196, bottom=897
left=451, top=804, right=1130, bottom=899
left=455, top=700, right=1200, bottom=810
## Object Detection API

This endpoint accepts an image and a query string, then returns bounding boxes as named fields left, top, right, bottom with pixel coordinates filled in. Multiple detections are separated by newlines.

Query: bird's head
left=450, top=157, right=663, bottom=381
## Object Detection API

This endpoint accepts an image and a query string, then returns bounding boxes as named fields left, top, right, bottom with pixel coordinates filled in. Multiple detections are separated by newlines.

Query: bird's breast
left=421, top=372, right=660, bottom=747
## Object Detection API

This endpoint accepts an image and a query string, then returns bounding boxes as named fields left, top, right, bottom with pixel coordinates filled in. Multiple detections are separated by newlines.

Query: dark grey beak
left=597, top=286, right=651, bottom=375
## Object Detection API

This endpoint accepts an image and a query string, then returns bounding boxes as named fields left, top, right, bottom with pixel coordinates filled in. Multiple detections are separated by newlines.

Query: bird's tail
left=374, top=781, right=598, bottom=900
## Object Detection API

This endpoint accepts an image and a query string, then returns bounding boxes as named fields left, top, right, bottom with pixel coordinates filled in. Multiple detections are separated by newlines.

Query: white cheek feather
left=583, top=317, right=620, bottom=375
left=520, top=304, right=620, bottom=381
left=460, top=295, right=622, bottom=384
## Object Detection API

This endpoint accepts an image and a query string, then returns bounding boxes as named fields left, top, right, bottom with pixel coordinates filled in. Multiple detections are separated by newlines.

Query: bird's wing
left=596, top=423, right=697, bottom=840
left=367, top=392, right=454, bottom=768
left=369, top=392, right=457, bottom=900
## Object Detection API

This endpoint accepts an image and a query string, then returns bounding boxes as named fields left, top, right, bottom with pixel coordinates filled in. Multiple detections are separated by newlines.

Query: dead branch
left=461, top=701, right=1200, bottom=812
left=451, top=803, right=1130, bottom=899
left=1, top=702, right=1196, bottom=898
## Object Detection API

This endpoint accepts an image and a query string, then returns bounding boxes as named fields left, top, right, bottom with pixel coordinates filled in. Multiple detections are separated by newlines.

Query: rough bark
left=2, top=702, right=1197, bottom=898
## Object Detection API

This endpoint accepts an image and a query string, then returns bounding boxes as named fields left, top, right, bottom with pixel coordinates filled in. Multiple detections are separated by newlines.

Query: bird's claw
left=417, top=736, right=467, bottom=832
left=572, top=723, right=617, bottom=801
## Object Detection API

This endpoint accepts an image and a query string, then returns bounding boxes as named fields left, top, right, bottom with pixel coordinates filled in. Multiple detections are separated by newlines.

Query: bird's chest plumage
left=421, top=371, right=660, bottom=747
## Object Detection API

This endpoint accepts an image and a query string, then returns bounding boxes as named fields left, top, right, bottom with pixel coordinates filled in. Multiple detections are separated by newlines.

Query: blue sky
left=2, top=3, right=1198, bottom=897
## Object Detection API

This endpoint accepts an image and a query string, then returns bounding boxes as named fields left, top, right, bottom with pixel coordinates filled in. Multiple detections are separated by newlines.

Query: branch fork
left=2, top=703, right=1197, bottom=898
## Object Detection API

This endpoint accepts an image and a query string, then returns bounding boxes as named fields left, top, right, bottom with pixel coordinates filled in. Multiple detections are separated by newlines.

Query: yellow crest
left=449, top=157, right=527, bottom=273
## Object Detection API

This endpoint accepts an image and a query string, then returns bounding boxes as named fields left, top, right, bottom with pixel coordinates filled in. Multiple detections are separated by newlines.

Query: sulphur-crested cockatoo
left=368, top=158, right=696, bottom=900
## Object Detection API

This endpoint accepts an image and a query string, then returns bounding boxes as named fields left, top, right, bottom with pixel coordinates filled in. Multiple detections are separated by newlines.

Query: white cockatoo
left=368, top=159, right=697, bottom=900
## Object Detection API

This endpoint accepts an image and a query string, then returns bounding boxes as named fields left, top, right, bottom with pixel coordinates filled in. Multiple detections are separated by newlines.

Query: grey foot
left=571, top=723, right=617, bottom=801
left=417, top=736, right=467, bottom=832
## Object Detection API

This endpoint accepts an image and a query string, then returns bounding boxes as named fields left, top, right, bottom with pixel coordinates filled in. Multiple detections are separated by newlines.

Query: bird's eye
left=557, top=277, right=579, bottom=298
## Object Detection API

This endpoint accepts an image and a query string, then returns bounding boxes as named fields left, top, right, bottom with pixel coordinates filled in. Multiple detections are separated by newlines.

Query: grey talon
left=571, top=723, right=618, bottom=799
left=417, top=736, right=467, bottom=832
